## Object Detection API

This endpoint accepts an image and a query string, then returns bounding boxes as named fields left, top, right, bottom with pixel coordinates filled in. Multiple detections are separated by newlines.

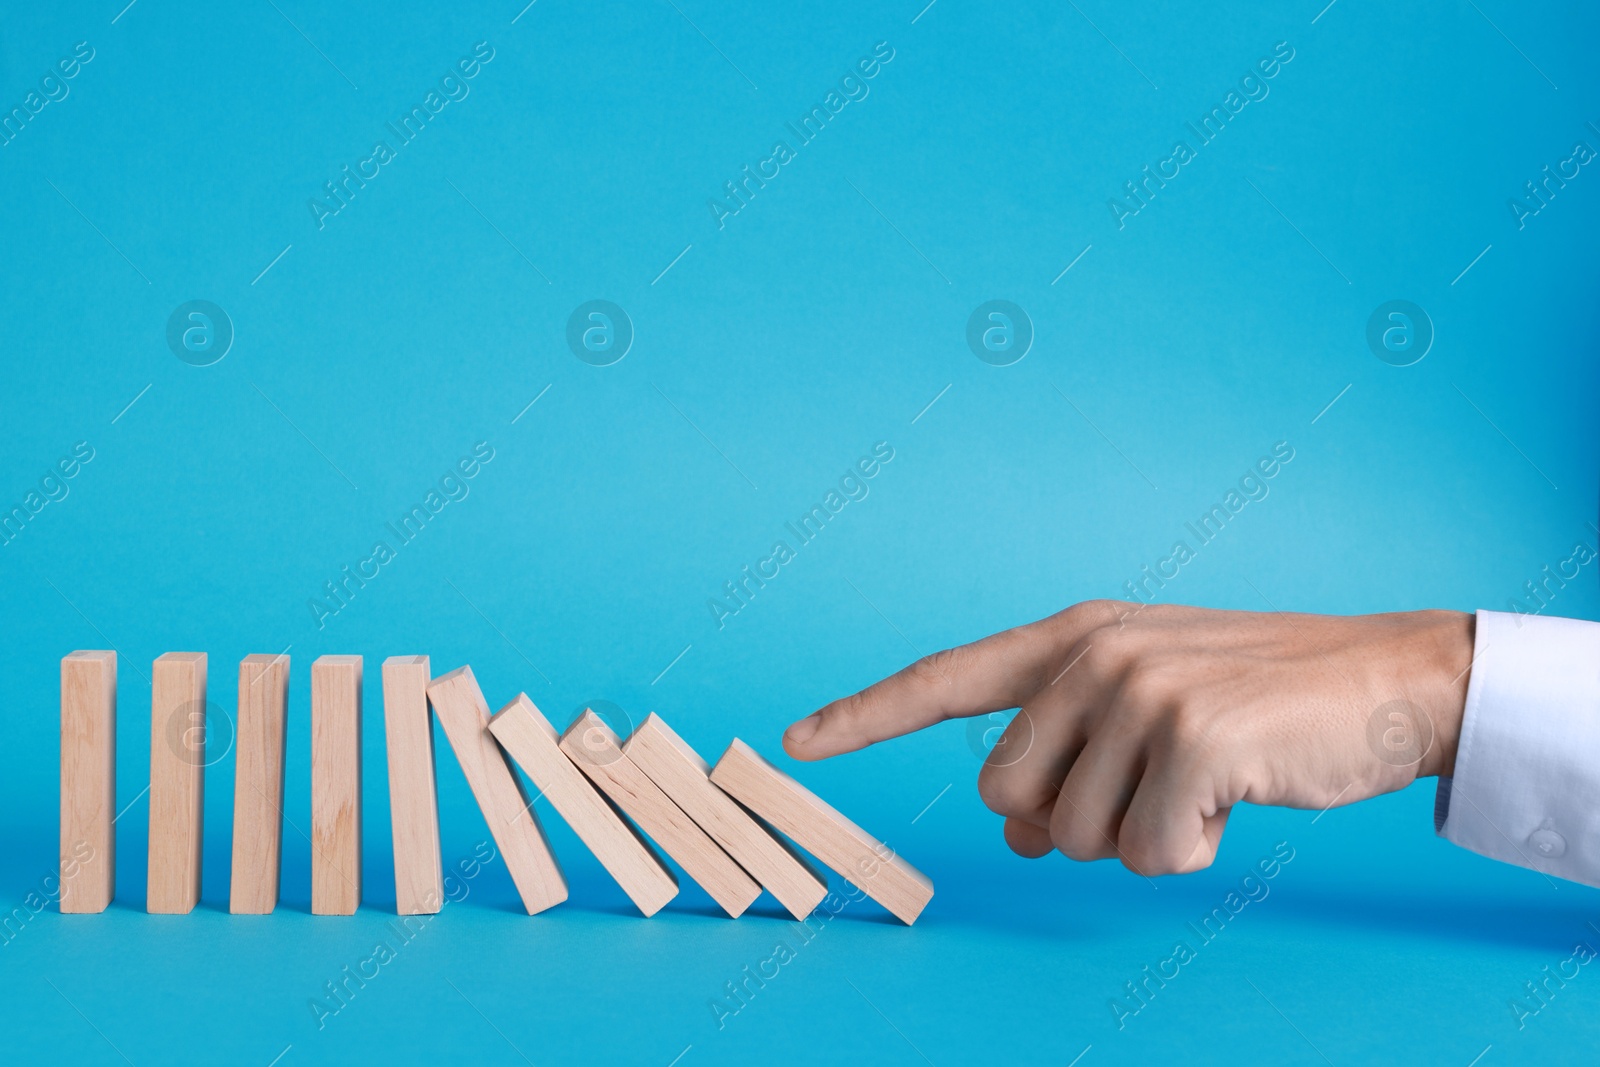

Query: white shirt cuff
left=1436, top=609, right=1600, bottom=885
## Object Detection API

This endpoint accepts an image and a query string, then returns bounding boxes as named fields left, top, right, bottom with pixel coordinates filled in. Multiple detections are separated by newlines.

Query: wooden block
left=625, top=714, right=826, bottom=920
left=383, top=655, right=442, bottom=916
left=709, top=739, right=934, bottom=924
left=148, top=652, right=206, bottom=914
left=426, top=666, right=566, bottom=915
left=489, top=695, right=677, bottom=917
left=230, top=654, right=289, bottom=914
left=312, top=655, right=362, bottom=915
left=60, top=651, right=116, bottom=913
left=560, top=710, right=759, bottom=918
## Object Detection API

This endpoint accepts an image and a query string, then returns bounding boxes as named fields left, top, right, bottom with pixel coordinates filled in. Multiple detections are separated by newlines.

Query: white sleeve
left=1435, top=609, right=1600, bottom=885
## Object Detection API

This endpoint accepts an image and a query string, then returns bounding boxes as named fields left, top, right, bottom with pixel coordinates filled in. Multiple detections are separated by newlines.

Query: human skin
left=782, top=602, right=1476, bottom=875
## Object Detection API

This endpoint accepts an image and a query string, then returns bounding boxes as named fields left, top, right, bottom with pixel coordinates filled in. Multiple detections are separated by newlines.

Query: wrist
left=1412, top=610, right=1475, bottom=780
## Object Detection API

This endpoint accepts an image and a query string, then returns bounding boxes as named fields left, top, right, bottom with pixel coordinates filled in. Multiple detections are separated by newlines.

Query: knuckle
left=1118, top=833, right=1182, bottom=877
left=1162, top=702, right=1229, bottom=762
left=1127, top=852, right=1182, bottom=877
left=1052, top=828, right=1105, bottom=863
left=1075, top=633, right=1129, bottom=684
left=982, top=705, right=1041, bottom=769
left=1049, top=801, right=1112, bottom=862
left=976, top=764, right=1041, bottom=818
left=826, top=689, right=873, bottom=728
left=1115, top=663, right=1175, bottom=712
left=906, top=645, right=968, bottom=696
left=1057, top=599, right=1124, bottom=632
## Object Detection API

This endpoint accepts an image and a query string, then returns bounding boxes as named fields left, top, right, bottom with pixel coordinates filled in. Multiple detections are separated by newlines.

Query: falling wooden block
left=60, top=651, right=116, bottom=914
left=148, top=652, right=206, bottom=914
left=560, top=710, right=758, bottom=918
left=312, top=655, right=362, bottom=915
left=489, top=695, right=677, bottom=917
left=426, top=666, right=567, bottom=915
left=625, top=714, right=826, bottom=920
left=383, top=655, right=442, bottom=916
left=709, top=739, right=933, bottom=924
left=230, top=654, right=289, bottom=914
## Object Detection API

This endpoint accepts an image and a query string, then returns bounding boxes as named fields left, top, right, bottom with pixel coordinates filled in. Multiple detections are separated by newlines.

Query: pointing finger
left=783, top=602, right=1120, bottom=761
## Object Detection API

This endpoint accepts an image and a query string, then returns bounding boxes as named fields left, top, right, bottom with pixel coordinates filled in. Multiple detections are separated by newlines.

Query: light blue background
left=2, top=1, right=1598, bottom=1064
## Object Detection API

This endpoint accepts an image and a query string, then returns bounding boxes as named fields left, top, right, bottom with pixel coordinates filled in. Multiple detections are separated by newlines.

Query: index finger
left=782, top=600, right=1118, bottom=761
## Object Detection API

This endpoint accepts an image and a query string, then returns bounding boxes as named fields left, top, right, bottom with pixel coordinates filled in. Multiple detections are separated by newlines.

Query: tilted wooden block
left=148, top=652, right=206, bottom=914
left=709, top=739, right=933, bottom=925
left=426, top=666, right=567, bottom=915
left=383, top=656, right=443, bottom=916
left=489, top=695, right=678, bottom=917
left=624, top=714, right=826, bottom=920
left=560, top=710, right=759, bottom=918
left=60, top=650, right=116, bottom=914
left=231, top=654, right=289, bottom=914
left=312, top=655, right=363, bottom=915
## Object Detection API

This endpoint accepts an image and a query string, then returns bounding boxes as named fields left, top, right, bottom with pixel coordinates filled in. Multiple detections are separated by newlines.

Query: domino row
left=59, top=651, right=933, bottom=924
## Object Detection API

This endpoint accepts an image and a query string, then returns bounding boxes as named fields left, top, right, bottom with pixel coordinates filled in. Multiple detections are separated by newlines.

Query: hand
left=782, top=601, right=1475, bottom=875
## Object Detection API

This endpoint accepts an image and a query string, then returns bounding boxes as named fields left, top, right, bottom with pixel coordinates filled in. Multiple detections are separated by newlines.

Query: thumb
left=782, top=619, right=1069, bottom=761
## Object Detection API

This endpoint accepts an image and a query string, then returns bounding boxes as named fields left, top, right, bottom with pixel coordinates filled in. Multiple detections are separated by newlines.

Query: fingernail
left=784, top=713, right=821, bottom=747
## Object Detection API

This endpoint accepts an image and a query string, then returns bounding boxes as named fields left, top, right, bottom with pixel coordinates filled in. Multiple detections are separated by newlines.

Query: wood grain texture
left=624, top=713, right=826, bottom=920
left=231, top=654, right=289, bottom=914
left=561, top=710, right=758, bottom=918
left=426, top=666, right=567, bottom=915
left=382, top=655, right=442, bottom=916
left=709, top=738, right=934, bottom=925
left=60, top=650, right=116, bottom=914
left=312, top=655, right=362, bottom=915
left=148, top=652, right=206, bottom=914
left=489, top=695, right=677, bottom=917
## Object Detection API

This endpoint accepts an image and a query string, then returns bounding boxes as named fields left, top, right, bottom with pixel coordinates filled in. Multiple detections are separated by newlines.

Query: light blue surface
left=2, top=2, right=1598, bottom=1064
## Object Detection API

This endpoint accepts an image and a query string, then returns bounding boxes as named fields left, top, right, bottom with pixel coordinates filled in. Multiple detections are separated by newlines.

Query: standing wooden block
left=60, top=650, right=116, bottom=913
left=312, top=655, right=362, bottom=915
left=425, top=666, right=567, bottom=915
left=230, top=654, right=289, bottom=914
left=625, top=714, right=826, bottom=920
left=489, top=695, right=677, bottom=917
left=560, top=710, right=759, bottom=918
left=383, top=656, right=442, bottom=916
left=148, top=652, right=206, bottom=914
left=709, top=739, right=934, bottom=925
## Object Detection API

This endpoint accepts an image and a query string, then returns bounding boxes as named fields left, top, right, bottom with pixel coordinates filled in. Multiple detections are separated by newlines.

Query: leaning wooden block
left=490, top=696, right=677, bottom=917
left=709, top=739, right=933, bottom=924
left=426, top=667, right=567, bottom=915
left=149, top=652, right=206, bottom=914
left=312, top=655, right=363, bottom=915
left=383, top=656, right=443, bottom=916
left=60, top=651, right=116, bottom=913
left=624, top=714, right=826, bottom=920
left=560, top=710, right=758, bottom=918
left=231, top=654, right=289, bottom=914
